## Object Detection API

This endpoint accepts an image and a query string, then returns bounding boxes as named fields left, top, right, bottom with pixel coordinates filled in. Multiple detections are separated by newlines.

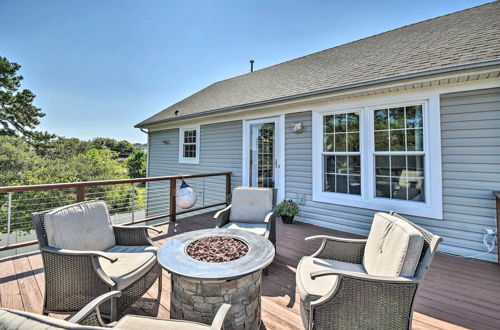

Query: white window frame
left=319, top=108, right=364, bottom=199
left=312, top=95, right=443, bottom=219
left=178, top=126, right=200, bottom=164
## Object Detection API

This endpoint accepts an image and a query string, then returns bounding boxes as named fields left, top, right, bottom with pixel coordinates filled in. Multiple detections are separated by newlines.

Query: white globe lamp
left=177, top=180, right=197, bottom=209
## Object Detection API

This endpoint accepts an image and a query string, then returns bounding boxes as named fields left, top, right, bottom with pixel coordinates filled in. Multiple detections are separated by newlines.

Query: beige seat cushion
left=363, top=212, right=424, bottom=277
left=230, top=187, right=273, bottom=223
left=99, top=246, right=158, bottom=290
left=44, top=201, right=116, bottom=251
left=222, top=221, right=269, bottom=236
left=115, top=315, right=209, bottom=330
left=0, top=308, right=106, bottom=330
left=296, top=256, right=366, bottom=306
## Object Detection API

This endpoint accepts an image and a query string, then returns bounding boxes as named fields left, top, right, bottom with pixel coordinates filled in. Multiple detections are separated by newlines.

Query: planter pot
left=281, top=215, right=294, bottom=224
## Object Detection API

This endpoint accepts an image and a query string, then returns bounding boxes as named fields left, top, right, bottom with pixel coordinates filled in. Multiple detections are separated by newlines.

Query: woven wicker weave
left=300, top=212, right=442, bottom=330
left=314, top=239, right=366, bottom=263
left=32, top=206, right=162, bottom=321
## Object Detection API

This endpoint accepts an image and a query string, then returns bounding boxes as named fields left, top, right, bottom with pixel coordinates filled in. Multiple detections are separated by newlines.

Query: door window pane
left=250, top=123, right=275, bottom=188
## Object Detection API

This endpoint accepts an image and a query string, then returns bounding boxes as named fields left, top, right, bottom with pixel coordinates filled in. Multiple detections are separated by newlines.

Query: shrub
left=276, top=199, right=299, bottom=217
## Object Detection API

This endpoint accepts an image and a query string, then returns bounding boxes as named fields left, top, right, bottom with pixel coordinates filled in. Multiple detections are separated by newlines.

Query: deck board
left=1, top=211, right=499, bottom=329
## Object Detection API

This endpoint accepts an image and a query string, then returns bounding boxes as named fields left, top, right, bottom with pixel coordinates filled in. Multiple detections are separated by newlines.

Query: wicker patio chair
left=32, top=200, right=163, bottom=321
left=297, top=211, right=442, bottom=330
left=214, top=186, right=276, bottom=247
left=0, top=291, right=231, bottom=330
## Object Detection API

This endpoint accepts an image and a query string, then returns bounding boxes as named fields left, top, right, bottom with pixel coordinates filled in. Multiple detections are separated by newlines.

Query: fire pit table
left=157, top=228, right=275, bottom=329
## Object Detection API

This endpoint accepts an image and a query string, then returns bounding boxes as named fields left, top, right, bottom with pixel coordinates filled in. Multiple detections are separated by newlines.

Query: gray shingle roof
left=137, top=2, right=500, bottom=127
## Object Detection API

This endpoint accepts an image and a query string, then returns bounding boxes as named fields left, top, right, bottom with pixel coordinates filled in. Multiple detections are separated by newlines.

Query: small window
left=179, top=126, right=200, bottom=164
left=322, top=112, right=361, bottom=195
left=373, top=105, right=425, bottom=202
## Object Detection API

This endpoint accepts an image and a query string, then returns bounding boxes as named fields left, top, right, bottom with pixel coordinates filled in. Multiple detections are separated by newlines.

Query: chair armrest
left=113, top=225, right=163, bottom=234
left=306, top=235, right=367, bottom=263
left=310, top=269, right=419, bottom=284
left=263, top=209, right=276, bottom=224
left=113, top=225, right=159, bottom=246
left=69, top=290, right=122, bottom=326
left=210, top=303, right=231, bottom=330
left=41, top=246, right=118, bottom=263
left=214, top=205, right=231, bottom=228
left=305, top=235, right=367, bottom=244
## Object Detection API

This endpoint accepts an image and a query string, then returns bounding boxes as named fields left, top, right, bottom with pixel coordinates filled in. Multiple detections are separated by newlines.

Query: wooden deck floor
left=1, top=212, right=499, bottom=329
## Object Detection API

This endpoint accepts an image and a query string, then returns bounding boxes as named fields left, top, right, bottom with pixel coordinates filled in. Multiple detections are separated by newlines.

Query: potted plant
left=276, top=199, right=299, bottom=224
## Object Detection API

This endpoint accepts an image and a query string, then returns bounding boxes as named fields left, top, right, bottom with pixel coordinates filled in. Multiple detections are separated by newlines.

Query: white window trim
left=312, top=95, right=443, bottom=219
left=178, top=126, right=200, bottom=164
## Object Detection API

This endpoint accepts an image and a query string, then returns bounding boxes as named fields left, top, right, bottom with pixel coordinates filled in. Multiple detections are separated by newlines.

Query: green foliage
left=0, top=137, right=141, bottom=235
left=89, top=137, right=137, bottom=158
left=0, top=135, right=42, bottom=186
left=0, top=57, right=55, bottom=143
left=276, top=199, right=300, bottom=217
left=0, top=57, right=147, bottom=237
left=126, top=149, right=147, bottom=178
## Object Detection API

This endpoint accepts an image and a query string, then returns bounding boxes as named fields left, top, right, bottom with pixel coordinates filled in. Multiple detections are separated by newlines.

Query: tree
left=0, top=57, right=54, bottom=142
left=90, top=137, right=137, bottom=158
left=0, top=136, right=42, bottom=186
left=126, top=149, right=147, bottom=178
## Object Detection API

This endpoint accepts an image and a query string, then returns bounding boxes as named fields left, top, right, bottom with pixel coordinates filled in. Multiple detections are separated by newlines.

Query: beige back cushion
left=44, top=201, right=116, bottom=251
left=0, top=308, right=106, bottom=329
left=230, top=187, right=273, bottom=223
left=363, top=212, right=424, bottom=277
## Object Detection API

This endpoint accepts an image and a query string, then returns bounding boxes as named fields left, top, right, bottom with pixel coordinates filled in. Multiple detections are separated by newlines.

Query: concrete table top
left=157, top=228, right=275, bottom=280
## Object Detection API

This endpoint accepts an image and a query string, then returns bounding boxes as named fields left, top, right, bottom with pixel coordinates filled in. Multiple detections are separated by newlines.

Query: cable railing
left=0, top=171, right=231, bottom=254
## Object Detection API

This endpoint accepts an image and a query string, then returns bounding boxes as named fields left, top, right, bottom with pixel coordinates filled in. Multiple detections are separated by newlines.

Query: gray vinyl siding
left=146, top=120, right=242, bottom=220
left=285, top=87, right=500, bottom=262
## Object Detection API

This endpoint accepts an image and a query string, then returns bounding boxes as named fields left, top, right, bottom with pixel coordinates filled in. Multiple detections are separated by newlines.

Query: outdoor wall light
left=292, top=122, right=304, bottom=133
left=162, top=140, right=170, bottom=144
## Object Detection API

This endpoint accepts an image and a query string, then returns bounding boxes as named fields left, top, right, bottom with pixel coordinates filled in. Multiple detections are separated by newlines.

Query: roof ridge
left=138, top=1, right=500, bottom=127
left=216, top=1, right=497, bottom=82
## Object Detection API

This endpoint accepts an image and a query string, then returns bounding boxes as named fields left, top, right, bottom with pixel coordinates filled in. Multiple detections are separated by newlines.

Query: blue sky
left=0, top=0, right=490, bottom=143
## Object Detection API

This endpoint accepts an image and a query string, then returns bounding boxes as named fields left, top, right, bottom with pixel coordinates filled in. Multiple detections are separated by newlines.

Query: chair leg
left=157, top=272, right=163, bottom=299
left=110, top=297, right=118, bottom=322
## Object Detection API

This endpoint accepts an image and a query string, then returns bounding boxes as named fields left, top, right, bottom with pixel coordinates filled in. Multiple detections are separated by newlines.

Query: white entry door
left=243, top=117, right=284, bottom=201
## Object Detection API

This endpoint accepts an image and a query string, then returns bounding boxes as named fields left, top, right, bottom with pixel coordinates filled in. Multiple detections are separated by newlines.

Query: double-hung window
left=179, top=126, right=200, bottom=164
left=373, top=105, right=425, bottom=202
left=313, top=97, right=442, bottom=219
left=322, top=111, right=361, bottom=195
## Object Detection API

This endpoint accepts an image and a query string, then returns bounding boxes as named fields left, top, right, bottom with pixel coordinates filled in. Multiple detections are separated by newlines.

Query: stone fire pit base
left=170, top=270, right=262, bottom=330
